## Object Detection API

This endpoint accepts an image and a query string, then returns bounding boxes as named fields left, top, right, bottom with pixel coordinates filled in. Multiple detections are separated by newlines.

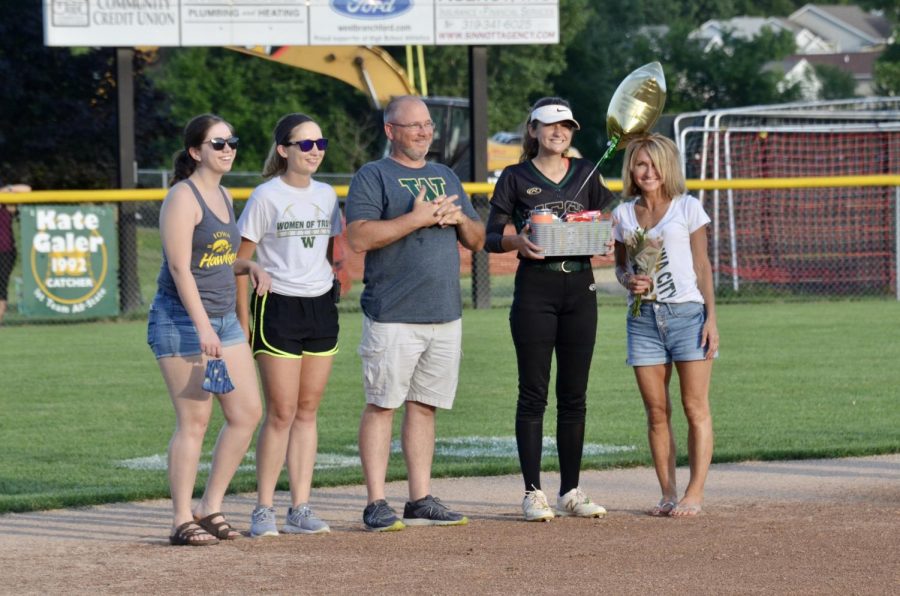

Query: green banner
left=19, top=204, right=119, bottom=318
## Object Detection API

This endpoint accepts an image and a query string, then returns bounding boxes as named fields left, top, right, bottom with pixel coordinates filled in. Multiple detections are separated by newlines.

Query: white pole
left=723, top=132, right=739, bottom=292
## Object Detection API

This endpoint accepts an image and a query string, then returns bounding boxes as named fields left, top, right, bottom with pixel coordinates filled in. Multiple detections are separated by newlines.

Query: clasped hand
left=411, top=186, right=464, bottom=228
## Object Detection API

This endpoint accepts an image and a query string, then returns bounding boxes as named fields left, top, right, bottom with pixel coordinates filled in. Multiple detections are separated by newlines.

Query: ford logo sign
left=330, top=0, right=412, bottom=20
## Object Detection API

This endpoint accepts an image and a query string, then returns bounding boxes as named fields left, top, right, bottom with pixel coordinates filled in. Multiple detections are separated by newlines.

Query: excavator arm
left=226, top=45, right=416, bottom=108
left=223, top=45, right=524, bottom=179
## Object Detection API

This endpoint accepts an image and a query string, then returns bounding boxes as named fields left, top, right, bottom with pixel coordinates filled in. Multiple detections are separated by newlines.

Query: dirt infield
left=1, top=455, right=898, bottom=595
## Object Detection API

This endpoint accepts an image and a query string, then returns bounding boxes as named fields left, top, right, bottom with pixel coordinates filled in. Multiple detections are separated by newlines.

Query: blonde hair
left=621, top=134, right=686, bottom=199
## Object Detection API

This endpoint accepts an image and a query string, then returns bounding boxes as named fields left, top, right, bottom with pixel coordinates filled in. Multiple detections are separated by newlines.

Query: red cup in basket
left=530, top=209, right=554, bottom=224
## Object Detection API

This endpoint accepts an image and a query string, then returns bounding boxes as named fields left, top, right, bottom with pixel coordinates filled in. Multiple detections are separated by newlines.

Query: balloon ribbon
left=572, top=134, right=620, bottom=201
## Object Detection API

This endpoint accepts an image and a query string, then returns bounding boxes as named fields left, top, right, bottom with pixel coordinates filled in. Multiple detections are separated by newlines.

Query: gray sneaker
left=362, top=499, right=405, bottom=532
left=403, top=495, right=469, bottom=527
left=284, top=504, right=331, bottom=535
left=250, top=505, right=278, bottom=537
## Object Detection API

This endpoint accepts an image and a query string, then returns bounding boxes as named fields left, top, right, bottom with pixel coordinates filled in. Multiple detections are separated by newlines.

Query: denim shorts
left=626, top=301, right=716, bottom=366
left=147, top=291, right=246, bottom=359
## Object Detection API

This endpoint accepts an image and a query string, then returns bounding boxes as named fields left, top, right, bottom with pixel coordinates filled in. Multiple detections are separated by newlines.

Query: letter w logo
left=399, top=177, right=447, bottom=202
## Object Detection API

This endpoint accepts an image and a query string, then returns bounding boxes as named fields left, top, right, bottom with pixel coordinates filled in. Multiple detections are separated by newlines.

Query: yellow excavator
left=226, top=45, right=523, bottom=180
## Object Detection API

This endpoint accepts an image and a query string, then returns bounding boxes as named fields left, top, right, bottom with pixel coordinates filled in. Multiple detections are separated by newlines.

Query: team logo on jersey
left=526, top=187, right=542, bottom=195
left=399, top=177, right=448, bottom=202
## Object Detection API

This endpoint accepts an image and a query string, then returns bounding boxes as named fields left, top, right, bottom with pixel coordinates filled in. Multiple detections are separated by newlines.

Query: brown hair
left=170, top=114, right=233, bottom=185
left=261, top=113, right=316, bottom=179
left=519, top=96, right=576, bottom=162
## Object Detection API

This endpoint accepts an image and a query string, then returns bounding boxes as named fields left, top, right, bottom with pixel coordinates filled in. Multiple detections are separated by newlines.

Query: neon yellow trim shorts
left=250, top=290, right=339, bottom=358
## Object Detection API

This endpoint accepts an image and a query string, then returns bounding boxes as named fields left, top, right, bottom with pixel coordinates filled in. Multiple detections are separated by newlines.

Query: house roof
left=790, top=4, right=893, bottom=43
left=695, top=16, right=791, bottom=41
left=784, top=50, right=883, bottom=77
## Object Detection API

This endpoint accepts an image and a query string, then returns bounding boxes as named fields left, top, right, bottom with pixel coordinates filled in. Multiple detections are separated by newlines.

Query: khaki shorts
left=358, top=316, right=462, bottom=410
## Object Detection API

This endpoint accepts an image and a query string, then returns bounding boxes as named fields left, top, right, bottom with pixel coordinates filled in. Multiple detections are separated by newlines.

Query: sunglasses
left=284, top=138, right=328, bottom=152
left=205, top=136, right=239, bottom=151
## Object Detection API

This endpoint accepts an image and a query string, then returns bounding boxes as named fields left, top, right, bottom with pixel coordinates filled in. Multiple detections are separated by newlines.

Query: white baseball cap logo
left=530, top=104, right=580, bottom=130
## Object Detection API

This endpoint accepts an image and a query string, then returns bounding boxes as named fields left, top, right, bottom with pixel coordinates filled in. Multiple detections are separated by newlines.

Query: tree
left=149, top=48, right=376, bottom=174
left=873, top=41, right=900, bottom=96
left=0, top=4, right=173, bottom=189
left=813, top=64, right=858, bottom=99
left=646, top=25, right=802, bottom=112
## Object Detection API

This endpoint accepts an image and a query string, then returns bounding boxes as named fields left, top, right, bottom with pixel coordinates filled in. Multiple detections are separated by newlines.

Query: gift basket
left=529, top=211, right=612, bottom=257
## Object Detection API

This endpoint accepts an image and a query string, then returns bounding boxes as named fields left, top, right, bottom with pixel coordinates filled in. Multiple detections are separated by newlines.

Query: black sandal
left=193, top=512, right=241, bottom=540
left=169, top=521, right=219, bottom=546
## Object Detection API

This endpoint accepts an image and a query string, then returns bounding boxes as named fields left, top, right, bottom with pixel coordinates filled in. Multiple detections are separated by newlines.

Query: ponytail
left=261, top=143, right=284, bottom=180
left=170, top=150, right=196, bottom=185
left=169, top=114, right=232, bottom=186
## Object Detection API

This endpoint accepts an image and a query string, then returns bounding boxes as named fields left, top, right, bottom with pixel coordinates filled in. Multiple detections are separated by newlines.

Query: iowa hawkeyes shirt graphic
left=198, top=231, right=238, bottom=269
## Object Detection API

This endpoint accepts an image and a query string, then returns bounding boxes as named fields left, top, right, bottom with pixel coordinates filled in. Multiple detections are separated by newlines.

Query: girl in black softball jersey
left=485, top=97, right=615, bottom=522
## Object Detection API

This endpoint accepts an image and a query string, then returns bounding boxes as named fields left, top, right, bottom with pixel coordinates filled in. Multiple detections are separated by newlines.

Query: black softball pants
left=510, top=263, right=597, bottom=495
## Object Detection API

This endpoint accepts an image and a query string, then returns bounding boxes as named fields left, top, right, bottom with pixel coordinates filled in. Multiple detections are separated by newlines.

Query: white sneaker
left=556, top=487, right=607, bottom=518
left=522, top=489, right=554, bottom=522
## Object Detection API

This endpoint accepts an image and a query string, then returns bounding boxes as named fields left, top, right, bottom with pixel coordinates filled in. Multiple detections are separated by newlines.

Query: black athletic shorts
left=250, top=290, right=339, bottom=358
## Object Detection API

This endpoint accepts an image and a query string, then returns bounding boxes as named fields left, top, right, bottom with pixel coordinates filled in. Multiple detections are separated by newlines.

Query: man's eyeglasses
left=284, top=138, right=329, bottom=152
left=204, top=137, right=239, bottom=151
left=389, top=121, right=435, bottom=131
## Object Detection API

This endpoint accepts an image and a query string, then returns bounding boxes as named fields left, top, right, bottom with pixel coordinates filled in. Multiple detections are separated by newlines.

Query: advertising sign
left=43, top=0, right=559, bottom=47
left=309, top=0, right=434, bottom=46
left=435, top=0, right=559, bottom=45
left=19, top=204, right=119, bottom=318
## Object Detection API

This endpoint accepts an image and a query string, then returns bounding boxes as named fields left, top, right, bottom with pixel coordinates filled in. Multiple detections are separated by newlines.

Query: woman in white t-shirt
left=611, top=134, right=719, bottom=518
left=236, top=114, right=343, bottom=537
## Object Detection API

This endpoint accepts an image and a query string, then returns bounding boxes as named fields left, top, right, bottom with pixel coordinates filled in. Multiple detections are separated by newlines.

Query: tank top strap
left=182, top=179, right=210, bottom=215
left=218, top=185, right=235, bottom=222
left=183, top=179, right=234, bottom=224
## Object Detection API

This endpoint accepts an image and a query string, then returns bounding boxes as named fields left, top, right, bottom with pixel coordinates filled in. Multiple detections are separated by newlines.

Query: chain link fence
left=675, top=98, right=900, bottom=299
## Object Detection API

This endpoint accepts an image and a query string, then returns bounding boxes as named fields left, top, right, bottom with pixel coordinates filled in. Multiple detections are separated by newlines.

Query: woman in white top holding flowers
left=612, top=133, right=719, bottom=517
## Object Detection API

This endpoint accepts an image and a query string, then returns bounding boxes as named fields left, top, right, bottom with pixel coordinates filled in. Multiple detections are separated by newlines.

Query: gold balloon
left=606, top=62, right=667, bottom=147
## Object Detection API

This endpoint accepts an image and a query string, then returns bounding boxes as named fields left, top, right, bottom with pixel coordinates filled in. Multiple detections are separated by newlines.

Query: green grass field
left=1, top=301, right=898, bottom=513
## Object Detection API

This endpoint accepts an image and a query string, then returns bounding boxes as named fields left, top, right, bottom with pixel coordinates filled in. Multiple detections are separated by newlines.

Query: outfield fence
left=676, top=98, right=900, bottom=298
left=1, top=175, right=898, bottom=323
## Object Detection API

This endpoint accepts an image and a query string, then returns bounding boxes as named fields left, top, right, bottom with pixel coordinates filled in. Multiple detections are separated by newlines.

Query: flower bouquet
left=623, top=227, right=663, bottom=317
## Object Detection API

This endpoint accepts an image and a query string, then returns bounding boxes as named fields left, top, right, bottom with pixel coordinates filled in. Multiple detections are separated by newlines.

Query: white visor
left=530, top=104, right=580, bottom=130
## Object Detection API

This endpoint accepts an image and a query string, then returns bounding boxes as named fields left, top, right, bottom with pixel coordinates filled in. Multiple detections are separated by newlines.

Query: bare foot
left=648, top=498, right=677, bottom=517
left=669, top=499, right=702, bottom=517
